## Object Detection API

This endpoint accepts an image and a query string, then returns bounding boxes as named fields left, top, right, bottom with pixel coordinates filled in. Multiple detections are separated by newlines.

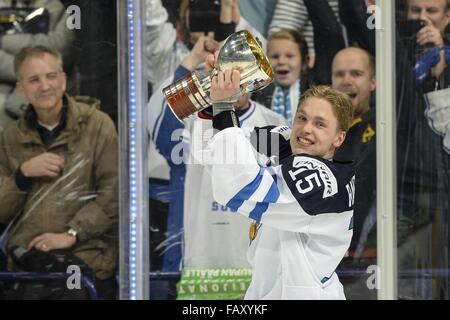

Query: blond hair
left=298, top=85, right=354, bottom=132
left=267, top=29, right=309, bottom=68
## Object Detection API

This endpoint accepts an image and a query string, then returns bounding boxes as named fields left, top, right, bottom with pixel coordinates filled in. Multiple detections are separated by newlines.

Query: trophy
left=162, top=30, right=273, bottom=120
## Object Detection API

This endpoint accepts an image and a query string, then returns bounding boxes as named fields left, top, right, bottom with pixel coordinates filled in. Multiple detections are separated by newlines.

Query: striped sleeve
left=268, top=0, right=341, bottom=56
left=268, top=0, right=315, bottom=56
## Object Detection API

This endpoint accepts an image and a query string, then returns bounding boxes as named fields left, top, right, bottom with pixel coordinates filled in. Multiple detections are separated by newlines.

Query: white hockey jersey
left=183, top=103, right=287, bottom=268
left=208, top=127, right=355, bottom=299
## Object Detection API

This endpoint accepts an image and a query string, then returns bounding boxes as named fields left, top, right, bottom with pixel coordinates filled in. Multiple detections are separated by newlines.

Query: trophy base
left=163, top=72, right=210, bottom=121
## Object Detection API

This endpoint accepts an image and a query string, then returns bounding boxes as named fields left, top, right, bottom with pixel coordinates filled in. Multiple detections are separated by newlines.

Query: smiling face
left=267, top=38, right=303, bottom=88
left=17, top=53, right=66, bottom=114
left=290, top=97, right=346, bottom=159
left=331, top=48, right=376, bottom=119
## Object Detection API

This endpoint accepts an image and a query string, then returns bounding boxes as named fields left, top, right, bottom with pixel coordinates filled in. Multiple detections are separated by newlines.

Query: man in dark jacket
left=331, top=46, right=377, bottom=299
left=395, top=0, right=450, bottom=300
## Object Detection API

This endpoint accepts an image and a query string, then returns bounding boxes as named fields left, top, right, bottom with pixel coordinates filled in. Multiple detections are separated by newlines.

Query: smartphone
left=397, top=19, right=426, bottom=40
left=397, top=19, right=434, bottom=60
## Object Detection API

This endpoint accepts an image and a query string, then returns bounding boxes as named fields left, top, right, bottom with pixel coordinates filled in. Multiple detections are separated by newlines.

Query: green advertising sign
left=177, top=268, right=252, bottom=300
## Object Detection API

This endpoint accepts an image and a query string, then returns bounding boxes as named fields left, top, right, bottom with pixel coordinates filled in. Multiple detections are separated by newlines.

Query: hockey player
left=147, top=40, right=286, bottom=298
left=206, top=60, right=355, bottom=299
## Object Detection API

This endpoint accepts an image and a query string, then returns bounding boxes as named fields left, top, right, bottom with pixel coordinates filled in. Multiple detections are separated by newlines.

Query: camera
left=188, top=0, right=221, bottom=33
left=397, top=19, right=426, bottom=41
left=10, top=246, right=57, bottom=272
left=9, top=246, right=91, bottom=274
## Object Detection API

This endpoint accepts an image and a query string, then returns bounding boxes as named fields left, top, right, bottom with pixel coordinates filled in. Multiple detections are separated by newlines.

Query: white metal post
left=376, top=0, right=397, bottom=300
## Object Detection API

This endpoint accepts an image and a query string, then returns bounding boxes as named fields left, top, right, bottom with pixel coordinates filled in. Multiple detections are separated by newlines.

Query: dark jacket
left=335, top=107, right=377, bottom=252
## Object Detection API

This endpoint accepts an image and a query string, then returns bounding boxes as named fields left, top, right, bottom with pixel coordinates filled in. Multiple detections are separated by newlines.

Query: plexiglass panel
left=0, top=0, right=119, bottom=300
left=395, top=0, right=450, bottom=300
left=145, top=0, right=382, bottom=300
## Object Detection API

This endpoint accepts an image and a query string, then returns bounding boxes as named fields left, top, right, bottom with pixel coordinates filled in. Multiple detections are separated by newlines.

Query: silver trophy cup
left=162, top=30, right=274, bottom=121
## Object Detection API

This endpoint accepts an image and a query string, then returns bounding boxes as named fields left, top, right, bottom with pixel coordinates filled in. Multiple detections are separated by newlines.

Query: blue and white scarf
left=271, top=81, right=301, bottom=125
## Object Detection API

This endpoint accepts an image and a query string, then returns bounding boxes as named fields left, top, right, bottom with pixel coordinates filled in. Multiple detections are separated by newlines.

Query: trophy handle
left=163, top=71, right=212, bottom=121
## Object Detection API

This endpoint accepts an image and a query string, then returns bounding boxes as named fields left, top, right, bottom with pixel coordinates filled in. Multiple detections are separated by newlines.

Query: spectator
left=331, top=47, right=377, bottom=299
left=395, top=0, right=450, bottom=299
left=405, top=0, right=450, bottom=91
left=0, top=0, right=74, bottom=129
left=252, top=29, right=310, bottom=125
left=0, top=46, right=117, bottom=299
left=332, top=47, right=376, bottom=122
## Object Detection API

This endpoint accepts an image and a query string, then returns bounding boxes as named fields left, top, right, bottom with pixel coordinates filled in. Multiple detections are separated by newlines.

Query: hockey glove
left=212, top=102, right=240, bottom=131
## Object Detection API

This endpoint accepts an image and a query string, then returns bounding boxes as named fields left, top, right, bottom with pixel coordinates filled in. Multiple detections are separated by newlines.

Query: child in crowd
left=252, top=29, right=310, bottom=125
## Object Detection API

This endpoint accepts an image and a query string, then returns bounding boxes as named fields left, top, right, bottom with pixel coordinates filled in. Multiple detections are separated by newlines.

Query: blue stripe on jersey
left=226, top=166, right=265, bottom=211
left=248, top=167, right=280, bottom=221
left=348, top=216, right=354, bottom=230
